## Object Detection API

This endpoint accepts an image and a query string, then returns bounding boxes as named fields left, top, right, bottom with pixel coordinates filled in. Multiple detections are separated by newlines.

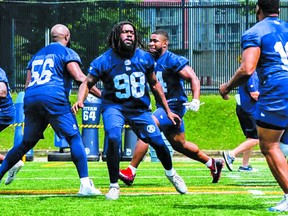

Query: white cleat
left=78, top=179, right=102, bottom=196
left=105, top=187, right=120, bottom=200
left=5, top=160, right=24, bottom=185
left=166, top=172, right=187, bottom=194
left=268, top=196, right=288, bottom=212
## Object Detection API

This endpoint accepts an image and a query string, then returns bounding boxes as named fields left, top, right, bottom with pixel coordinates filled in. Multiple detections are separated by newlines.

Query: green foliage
left=0, top=94, right=255, bottom=153
left=184, top=95, right=250, bottom=150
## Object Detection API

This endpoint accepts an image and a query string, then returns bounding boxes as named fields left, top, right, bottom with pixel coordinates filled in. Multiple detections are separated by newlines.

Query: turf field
left=0, top=158, right=284, bottom=216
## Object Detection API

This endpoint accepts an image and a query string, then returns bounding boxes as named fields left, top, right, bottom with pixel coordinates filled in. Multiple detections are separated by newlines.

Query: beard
left=117, top=40, right=136, bottom=58
left=149, top=48, right=162, bottom=60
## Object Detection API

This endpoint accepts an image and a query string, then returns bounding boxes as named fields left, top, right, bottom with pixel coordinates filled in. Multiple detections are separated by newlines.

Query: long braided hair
left=107, top=21, right=148, bottom=57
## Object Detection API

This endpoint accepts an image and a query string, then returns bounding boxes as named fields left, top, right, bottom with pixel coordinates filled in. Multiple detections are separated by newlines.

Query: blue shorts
left=153, top=107, right=185, bottom=135
left=281, top=130, right=288, bottom=143
left=255, top=80, right=288, bottom=128
left=236, top=105, right=258, bottom=139
left=102, top=107, right=162, bottom=142
left=255, top=99, right=288, bottom=128
left=23, top=99, right=79, bottom=142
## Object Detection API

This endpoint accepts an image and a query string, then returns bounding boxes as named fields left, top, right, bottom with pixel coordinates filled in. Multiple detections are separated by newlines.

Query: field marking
left=0, top=190, right=283, bottom=199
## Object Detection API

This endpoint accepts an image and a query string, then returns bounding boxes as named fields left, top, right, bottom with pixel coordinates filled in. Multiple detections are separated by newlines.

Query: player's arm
left=66, top=61, right=101, bottom=98
left=180, top=65, right=201, bottom=111
left=71, top=73, right=99, bottom=114
left=219, top=47, right=260, bottom=100
left=147, top=72, right=181, bottom=126
left=0, top=81, right=7, bottom=98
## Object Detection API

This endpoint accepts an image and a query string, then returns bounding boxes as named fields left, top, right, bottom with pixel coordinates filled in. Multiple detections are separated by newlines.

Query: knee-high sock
left=148, top=135, right=172, bottom=170
left=106, top=128, right=122, bottom=183
left=67, top=132, right=88, bottom=179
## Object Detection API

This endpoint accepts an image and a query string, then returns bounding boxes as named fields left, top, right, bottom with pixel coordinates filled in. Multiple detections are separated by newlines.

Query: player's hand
left=71, top=102, right=84, bottom=115
left=167, top=111, right=182, bottom=127
left=183, top=99, right=200, bottom=112
left=219, top=83, right=230, bottom=100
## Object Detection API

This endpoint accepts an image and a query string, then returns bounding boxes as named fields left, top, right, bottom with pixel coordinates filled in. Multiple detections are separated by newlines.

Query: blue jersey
left=242, top=17, right=288, bottom=100
left=155, top=50, right=188, bottom=108
left=0, top=68, right=15, bottom=124
left=88, top=48, right=154, bottom=112
left=25, top=42, right=81, bottom=114
left=238, top=72, right=259, bottom=114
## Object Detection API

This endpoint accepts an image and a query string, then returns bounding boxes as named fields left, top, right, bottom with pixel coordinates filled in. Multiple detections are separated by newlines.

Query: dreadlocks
left=107, top=21, right=148, bottom=58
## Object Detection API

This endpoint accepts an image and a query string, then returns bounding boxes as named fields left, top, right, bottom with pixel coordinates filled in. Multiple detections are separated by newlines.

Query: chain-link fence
left=1, top=0, right=288, bottom=94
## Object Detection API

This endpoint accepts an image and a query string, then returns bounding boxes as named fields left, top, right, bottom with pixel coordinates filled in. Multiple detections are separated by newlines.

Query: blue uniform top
left=88, top=48, right=155, bottom=112
left=238, top=72, right=259, bottom=114
left=241, top=17, right=288, bottom=100
left=154, top=50, right=188, bottom=108
left=25, top=42, right=81, bottom=114
left=0, top=68, right=15, bottom=124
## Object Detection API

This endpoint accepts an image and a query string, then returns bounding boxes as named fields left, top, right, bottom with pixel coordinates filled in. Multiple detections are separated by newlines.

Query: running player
left=72, top=21, right=187, bottom=200
left=119, top=29, right=223, bottom=185
left=0, top=24, right=101, bottom=196
left=219, top=0, right=288, bottom=211
left=0, top=67, right=24, bottom=185
left=223, top=72, right=259, bottom=172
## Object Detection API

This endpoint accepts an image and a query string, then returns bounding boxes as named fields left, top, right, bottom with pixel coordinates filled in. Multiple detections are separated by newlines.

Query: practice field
left=0, top=158, right=284, bottom=216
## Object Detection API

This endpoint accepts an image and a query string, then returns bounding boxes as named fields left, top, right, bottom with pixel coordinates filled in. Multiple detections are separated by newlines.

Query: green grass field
left=0, top=158, right=283, bottom=216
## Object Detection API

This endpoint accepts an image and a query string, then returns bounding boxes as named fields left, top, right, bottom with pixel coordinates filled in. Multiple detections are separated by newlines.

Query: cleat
left=5, top=160, right=24, bottom=185
left=119, top=167, right=135, bottom=186
left=78, top=179, right=102, bottom=196
left=106, top=187, right=120, bottom=200
left=238, top=165, right=256, bottom=172
left=268, top=196, right=288, bottom=212
left=222, top=150, right=234, bottom=171
left=210, top=158, right=224, bottom=183
left=166, top=172, right=187, bottom=194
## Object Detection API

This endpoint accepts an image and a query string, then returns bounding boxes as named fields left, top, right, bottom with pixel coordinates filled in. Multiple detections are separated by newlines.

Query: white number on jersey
left=156, top=71, right=167, bottom=93
left=28, top=58, right=53, bottom=87
left=274, top=41, right=288, bottom=71
left=114, top=72, right=145, bottom=99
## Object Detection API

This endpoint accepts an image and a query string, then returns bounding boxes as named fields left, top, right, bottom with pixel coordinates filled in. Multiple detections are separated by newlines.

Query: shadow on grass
left=173, top=204, right=266, bottom=211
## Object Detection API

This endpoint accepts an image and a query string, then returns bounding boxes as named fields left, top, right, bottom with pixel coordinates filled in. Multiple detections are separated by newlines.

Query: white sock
left=129, top=165, right=137, bottom=175
left=80, top=177, right=90, bottom=186
left=205, top=158, right=212, bottom=167
left=165, top=168, right=176, bottom=177
left=110, top=183, right=119, bottom=188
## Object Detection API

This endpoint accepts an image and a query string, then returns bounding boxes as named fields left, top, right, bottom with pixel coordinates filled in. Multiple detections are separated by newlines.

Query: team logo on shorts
left=146, top=125, right=156, bottom=133
left=73, top=124, right=77, bottom=130
left=124, top=60, right=131, bottom=65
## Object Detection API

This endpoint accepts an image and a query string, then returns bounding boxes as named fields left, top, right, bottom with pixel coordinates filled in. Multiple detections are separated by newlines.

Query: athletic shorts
left=236, top=105, right=258, bottom=139
left=153, top=107, right=185, bottom=135
left=102, top=107, right=162, bottom=142
left=23, top=99, right=79, bottom=142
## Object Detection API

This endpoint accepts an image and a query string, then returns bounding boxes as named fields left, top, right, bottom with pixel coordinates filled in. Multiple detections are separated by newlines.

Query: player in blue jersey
left=119, top=29, right=224, bottom=185
left=0, top=67, right=24, bottom=185
left=0, top=24, right=102, bottom=196
left=219, top=0, right=288, bottom=211
left=72, top=21, right=187, bottom=200
left=223, top=72, right=259, bottom=172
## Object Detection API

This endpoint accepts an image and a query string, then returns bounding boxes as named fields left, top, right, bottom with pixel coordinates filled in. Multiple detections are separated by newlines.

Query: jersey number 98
left=114, top=72, right=145, bottom=99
